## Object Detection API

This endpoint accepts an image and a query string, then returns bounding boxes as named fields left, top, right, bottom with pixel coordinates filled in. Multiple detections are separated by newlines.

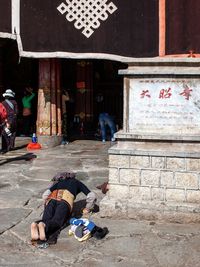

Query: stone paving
left=0, top=138, right=200, bottom=267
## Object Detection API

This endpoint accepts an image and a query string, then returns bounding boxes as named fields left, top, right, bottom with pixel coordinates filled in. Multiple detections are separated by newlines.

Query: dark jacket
left=2, top=99, right=18, bottom=131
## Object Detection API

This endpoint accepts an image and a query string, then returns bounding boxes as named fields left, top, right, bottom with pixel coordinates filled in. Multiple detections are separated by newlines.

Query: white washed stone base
left=38, top=135, right=63, bottom=148
left=99, top=142, right=200, bottom=223
left=100, top=197, right=200, bottom=223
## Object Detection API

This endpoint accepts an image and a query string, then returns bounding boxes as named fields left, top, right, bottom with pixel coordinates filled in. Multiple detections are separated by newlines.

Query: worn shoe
left=102, top=139, right=106, bottom=143
left=0, top=149, right=8, bottom=154
left=61, top=140, right=69, bottom=146
left=60, top=141, right=66, bottom=146
left=31, top=222, right=39, bottom=241
left=111, top=137, right=116, bottom=142
left=96, top=182, right=109, bottom=194
left=92, top=226, right=109, bottom=239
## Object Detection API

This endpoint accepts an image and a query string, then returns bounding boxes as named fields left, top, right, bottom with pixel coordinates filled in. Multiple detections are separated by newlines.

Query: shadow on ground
left=0, top=153, right=37, bottom=165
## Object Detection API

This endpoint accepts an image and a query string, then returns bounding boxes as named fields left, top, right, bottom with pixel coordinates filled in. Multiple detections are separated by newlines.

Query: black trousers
left=23, top=115, right=33, bottom=136
left=2, top=131, right=16, bottom=151
left=42, top=199, right=71, bottom=238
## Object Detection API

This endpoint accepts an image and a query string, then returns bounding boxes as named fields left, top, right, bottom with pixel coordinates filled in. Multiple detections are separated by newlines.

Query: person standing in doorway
left=22, top=87, right=35, bottom=136
left=61, top=89, right=70, bottom=145
left=99, top=112, right=117, bottom=143
left=1, top=89, right=18, bottom=153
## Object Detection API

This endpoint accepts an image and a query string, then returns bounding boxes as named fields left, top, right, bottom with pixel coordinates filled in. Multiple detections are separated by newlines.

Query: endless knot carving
left=57, top=0, right=117, bottom=38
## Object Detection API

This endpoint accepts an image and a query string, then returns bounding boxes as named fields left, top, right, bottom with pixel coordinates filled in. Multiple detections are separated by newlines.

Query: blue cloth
left=70, top=217, right=96, bottom=232
left=99, top=113, right=116, bottom=141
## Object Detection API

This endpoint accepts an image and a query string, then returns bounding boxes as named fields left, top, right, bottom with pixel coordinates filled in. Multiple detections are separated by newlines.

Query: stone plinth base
left=99, top=141, right=200, bottom=223
left=100, top=196, right=200, bottom=223
left=38, top=135, right=62, bottom=148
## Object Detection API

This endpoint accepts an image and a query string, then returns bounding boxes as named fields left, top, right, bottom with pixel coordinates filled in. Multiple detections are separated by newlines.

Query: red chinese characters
left=179, top=85, right=193, bottom=100
left=139, top=84, right=193, bottom=101
left=159, top=88, right=172, bottom=99
left=140, top=90, right=151, bottom=98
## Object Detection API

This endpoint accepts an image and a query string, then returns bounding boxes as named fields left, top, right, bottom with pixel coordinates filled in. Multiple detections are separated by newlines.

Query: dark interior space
left=0, top=39, right=127, bottom=139
left=61, top=59, right=127, bottom=140
left=0, top=39, right=38, bottom=136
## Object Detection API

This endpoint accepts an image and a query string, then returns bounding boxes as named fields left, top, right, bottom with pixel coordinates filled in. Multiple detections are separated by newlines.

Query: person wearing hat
left=1, top=89, right=18, bottom=153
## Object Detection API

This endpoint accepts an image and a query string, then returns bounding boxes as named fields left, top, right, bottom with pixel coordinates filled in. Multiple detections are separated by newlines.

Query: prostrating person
left=30, top=171, right=96, bottom=243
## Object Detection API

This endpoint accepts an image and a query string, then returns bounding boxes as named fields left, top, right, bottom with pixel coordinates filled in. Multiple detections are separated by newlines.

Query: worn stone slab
left=0, top=188, right=34, bottom=208
left=0, top=208, right=31, bottom=234
left=0, top=233, right=61, bottom=267
left=18, top=179, right=50, bottom=192
left=1, top=139, right=200, bottom=266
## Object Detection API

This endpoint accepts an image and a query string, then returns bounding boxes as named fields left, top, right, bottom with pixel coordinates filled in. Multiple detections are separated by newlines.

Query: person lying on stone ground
left=30, top=171, right=96, bottom=243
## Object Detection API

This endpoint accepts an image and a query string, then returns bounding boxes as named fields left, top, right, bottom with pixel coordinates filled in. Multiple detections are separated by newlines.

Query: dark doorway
left=0, top=40, right=127, bottom=140
left=0, top=39, right=38, bottom=136
left=61, top=59, right=127, bottom=140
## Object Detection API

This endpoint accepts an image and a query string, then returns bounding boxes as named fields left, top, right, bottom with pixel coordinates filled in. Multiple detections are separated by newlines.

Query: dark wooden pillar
left=75, top=61, right=93, bottom=124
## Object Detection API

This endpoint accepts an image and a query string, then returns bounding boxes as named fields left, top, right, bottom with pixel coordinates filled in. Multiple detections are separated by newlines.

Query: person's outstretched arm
left=42, top=181, right=58, bottom=202
left=78, top=180, right=97, bottom=214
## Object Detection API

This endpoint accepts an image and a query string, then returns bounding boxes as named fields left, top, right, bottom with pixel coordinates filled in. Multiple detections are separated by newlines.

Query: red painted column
left=50, top=59, right=57, bottom=135
left=75, top=61, right=93, bottom=123
left=159, top=0, right=166, bottom=56
left=56, top=62, right=62, bottom=135
left=37, top=59, right=61, bottom=136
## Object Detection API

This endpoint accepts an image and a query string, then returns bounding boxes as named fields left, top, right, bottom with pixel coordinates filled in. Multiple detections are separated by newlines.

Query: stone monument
left=100, top=58, right=200, bottom=223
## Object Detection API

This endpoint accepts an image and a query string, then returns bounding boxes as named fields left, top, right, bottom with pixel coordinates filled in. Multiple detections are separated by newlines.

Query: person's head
left=51, top=171, right=76, bottom=182
left=63, top=88, right=70, bottom=95
left=24, top=87, right=33, bottom=95
left=3, top=89, right=15, bottom=99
